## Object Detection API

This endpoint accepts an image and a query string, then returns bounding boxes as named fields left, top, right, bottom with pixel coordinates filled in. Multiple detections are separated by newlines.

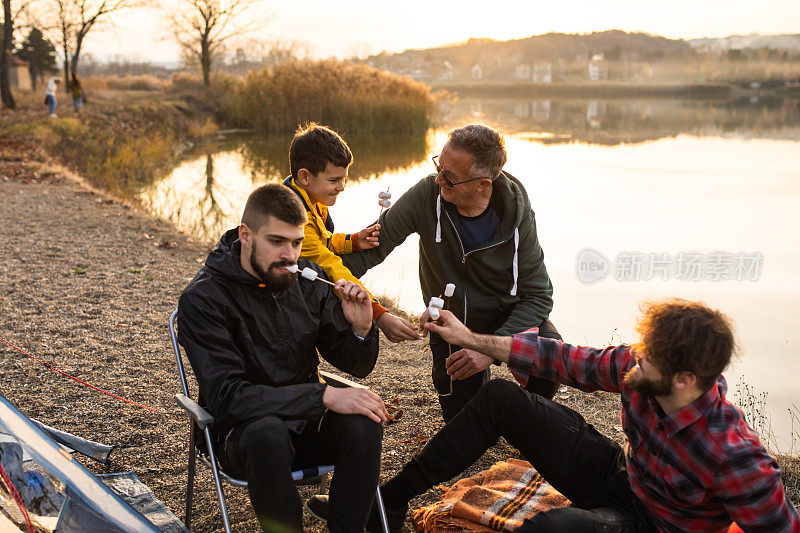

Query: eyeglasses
left=432, top=155, right=495, bottom=188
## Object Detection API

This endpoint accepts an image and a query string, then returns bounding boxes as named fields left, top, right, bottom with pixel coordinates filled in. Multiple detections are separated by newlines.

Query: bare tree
left=167, top=0, right=263, bottom=86
left=48, top=0, right=138, bottom=85
left=1, top=0, right=15, bottom=108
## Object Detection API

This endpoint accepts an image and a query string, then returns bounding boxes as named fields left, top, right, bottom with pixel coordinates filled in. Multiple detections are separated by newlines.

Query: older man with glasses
left=343, top=124, right=561, bottom=421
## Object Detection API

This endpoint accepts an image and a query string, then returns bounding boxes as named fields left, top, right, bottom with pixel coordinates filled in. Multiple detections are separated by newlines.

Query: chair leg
left=204, top=428, right=233, bottom=533
left=185, top=419, right=197, bottom=530
left=318, top=471, right=331, bottom=494
left=374, top=486, right=390, bottom=533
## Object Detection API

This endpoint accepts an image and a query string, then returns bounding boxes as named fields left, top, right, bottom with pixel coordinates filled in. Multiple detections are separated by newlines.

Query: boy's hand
left=334, top=280, right=372, bottom=338
left=356, top=223, right=380, bottom=250
left=376, top=312, right=419, bottom=342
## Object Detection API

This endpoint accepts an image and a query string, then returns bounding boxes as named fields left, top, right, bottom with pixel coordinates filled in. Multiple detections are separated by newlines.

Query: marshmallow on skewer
left=301, top=266, right=336, bottom=286
left=378, top=199, right=392, bottom=208
left=428, top=306, right=440, bottom=321
left=378, top=191, right=392, bottom=200
left=286, top=264, right=299, bottom=273
left=444, top=283, right=456, bottom=298
left=429, top=297, right=444, bottom=309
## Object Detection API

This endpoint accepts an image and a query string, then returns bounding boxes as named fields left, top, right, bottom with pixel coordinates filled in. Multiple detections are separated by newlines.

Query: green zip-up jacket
left=343, top=172, right=553, bottom=337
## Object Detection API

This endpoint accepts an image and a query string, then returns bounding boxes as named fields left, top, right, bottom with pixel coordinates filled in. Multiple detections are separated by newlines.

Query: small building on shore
left=9, top=57, right=33, bottom=92
left=471, top=64, right=483, bottom=80
left=533, top=62, right=552, bottom=83
left=588, top=54, right=608, bottom=81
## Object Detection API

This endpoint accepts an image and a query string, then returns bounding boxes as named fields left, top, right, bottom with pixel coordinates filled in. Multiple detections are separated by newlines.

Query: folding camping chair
left=169, top=310, right=390, bottom=533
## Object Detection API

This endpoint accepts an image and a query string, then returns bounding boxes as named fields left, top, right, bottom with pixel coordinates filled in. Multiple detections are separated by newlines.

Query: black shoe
left=366, top=499, right=407, bottom=533
left=303, top=494, right=407, bottom=532
left=304, top=494, right=329, bottom=522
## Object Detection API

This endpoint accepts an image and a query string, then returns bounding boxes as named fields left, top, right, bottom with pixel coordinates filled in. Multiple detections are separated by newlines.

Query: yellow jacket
left=284, top=177, right=387, bottom=319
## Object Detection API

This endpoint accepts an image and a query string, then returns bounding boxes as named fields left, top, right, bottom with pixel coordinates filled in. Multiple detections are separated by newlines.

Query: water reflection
left=232, top=132, right=429, bottom=182
left=139, top=131, right=430, bottom=242
left=443, top=96, right=800, bottom=145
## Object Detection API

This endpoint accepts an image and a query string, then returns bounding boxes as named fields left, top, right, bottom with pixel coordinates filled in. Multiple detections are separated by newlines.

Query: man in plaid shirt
left=366, top=299, right=799, bottom=532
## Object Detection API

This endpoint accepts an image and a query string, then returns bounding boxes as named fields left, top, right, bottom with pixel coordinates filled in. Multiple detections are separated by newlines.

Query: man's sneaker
left=304, top=494, right=407, bottom=532
left=304, top=494, right=329, bottom=522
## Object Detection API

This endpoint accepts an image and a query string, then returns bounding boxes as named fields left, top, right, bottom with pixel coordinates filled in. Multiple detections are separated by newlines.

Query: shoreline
left=430, top=80, right=800, bottom=99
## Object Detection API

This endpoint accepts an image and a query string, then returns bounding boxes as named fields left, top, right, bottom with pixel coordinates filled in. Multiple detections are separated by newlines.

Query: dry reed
left=222, top=59, right=434, bottom=133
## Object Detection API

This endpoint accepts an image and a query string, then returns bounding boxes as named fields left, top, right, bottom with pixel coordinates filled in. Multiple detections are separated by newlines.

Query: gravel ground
left=0, top=132, right=624, bottom=532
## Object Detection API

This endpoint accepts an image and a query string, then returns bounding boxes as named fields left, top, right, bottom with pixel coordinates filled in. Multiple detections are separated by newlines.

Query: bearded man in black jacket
left=178, top=184, right=387, bottom=532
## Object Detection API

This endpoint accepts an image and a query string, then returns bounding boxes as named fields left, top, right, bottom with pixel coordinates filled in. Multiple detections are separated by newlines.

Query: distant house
left=438, top=61, right=454, bottom=81
left=515, top=64, right=531, bottom=80
left=588, top=54, right=608, bottom=81
left=9, top=57, right=33, bottom=92
left=533, top=62, right=552, bottom=83
left=471, top=64, right=483, bottom=80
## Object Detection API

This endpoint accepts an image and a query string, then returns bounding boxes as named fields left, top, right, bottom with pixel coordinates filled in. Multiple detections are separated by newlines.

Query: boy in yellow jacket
left=283, top=123, right=418, bottom=342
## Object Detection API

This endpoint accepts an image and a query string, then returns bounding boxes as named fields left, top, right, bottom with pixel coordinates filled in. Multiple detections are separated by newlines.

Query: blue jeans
left=45, top=94, right=56, bottom=114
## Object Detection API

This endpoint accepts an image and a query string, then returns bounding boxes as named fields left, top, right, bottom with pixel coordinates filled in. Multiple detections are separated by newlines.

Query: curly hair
left=634, top=299, right=738, bottom=391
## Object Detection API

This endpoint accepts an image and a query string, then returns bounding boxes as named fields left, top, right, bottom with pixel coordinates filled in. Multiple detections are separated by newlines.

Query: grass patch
left=734, top=376, right=800, bottom=505
left=33, top=104, right=208, bottom=198
left=221, top=60, right=434, bottom=133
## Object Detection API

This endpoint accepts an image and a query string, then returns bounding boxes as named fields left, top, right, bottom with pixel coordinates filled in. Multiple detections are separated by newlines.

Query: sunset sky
left=86, top=0, right=800, bottom=63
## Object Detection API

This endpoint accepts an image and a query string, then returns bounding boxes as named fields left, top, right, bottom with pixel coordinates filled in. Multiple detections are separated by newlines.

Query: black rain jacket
left=177, top=228, right=379, bottom=437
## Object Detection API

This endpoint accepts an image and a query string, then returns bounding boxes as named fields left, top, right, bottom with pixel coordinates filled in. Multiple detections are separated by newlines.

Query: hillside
left=367, top=30, right=800, bottom=84
left=688, top=34, right=800, bottom=52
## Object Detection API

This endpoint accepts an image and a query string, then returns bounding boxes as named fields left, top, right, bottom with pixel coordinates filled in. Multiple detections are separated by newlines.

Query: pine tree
left=15, top=27, right=56, bottom=91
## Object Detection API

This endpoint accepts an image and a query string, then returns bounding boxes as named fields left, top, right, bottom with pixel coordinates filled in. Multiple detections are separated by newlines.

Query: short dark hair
left=634, top=299, right=737, bottom=391
left=241, top=184, right=306, bottom=231
left=289, top=123, right=353, bottom=178
left=447, top=124, right=507, bottom=179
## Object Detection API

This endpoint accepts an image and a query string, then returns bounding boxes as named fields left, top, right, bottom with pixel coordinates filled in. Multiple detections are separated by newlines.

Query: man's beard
left=250, top=244, right=297, bottom=292
left=623, top=364, right=672, bottom=397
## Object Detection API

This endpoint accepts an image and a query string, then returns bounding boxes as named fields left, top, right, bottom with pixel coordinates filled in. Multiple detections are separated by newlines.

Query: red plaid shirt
left=508, top=330, right=800, bottom=533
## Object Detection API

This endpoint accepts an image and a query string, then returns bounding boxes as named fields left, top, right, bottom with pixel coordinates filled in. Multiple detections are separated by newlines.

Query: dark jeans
left=398, top=379, right=657, bottom=533
left=431, top=318, right=562, bottom=421
left=221, top=413, right=382, bottom=532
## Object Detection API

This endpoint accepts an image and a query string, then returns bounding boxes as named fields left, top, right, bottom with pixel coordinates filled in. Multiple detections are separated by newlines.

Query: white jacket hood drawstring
left=434, top=192, right=520, bottom=296
left=435, top=194, right=442, bottom=243
left=510, top=227, right=519, bottom=296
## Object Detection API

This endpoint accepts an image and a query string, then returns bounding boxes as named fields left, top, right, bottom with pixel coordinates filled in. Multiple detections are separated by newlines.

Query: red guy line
left=0, top=336, right=161, bottom=413
left=0, top=460, right=35, bottom=533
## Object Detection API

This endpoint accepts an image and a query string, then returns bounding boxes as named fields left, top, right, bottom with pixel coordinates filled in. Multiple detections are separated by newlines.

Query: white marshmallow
left=378, top=199, right=392, bottom=208
left=301, top=267, right=318, bottom=281
left=378, top=191, right=392, bottom=199
left=286, top=264, right=299, bottom=273
left=444, top=283, right=456, bottom=297
left=429, top=297, right=444, bottom=309
left=428, top=306, right=440, bottom=321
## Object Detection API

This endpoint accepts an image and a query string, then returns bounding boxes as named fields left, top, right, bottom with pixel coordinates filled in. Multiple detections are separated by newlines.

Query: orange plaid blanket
left=411, top=458, right=571, bottom=532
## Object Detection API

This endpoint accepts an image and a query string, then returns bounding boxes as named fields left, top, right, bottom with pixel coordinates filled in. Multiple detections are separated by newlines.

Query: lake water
left=141, top=96, right=800, bottom=450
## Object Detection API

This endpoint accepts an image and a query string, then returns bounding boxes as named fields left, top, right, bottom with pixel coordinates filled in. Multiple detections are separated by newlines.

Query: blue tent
left=0, top=393, right=176, bottom=532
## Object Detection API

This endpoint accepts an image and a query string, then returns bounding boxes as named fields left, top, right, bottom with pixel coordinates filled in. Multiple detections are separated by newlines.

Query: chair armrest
left=174, top=393, right=214, bottom=429
left=319, top=370, right=366, bottom=389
